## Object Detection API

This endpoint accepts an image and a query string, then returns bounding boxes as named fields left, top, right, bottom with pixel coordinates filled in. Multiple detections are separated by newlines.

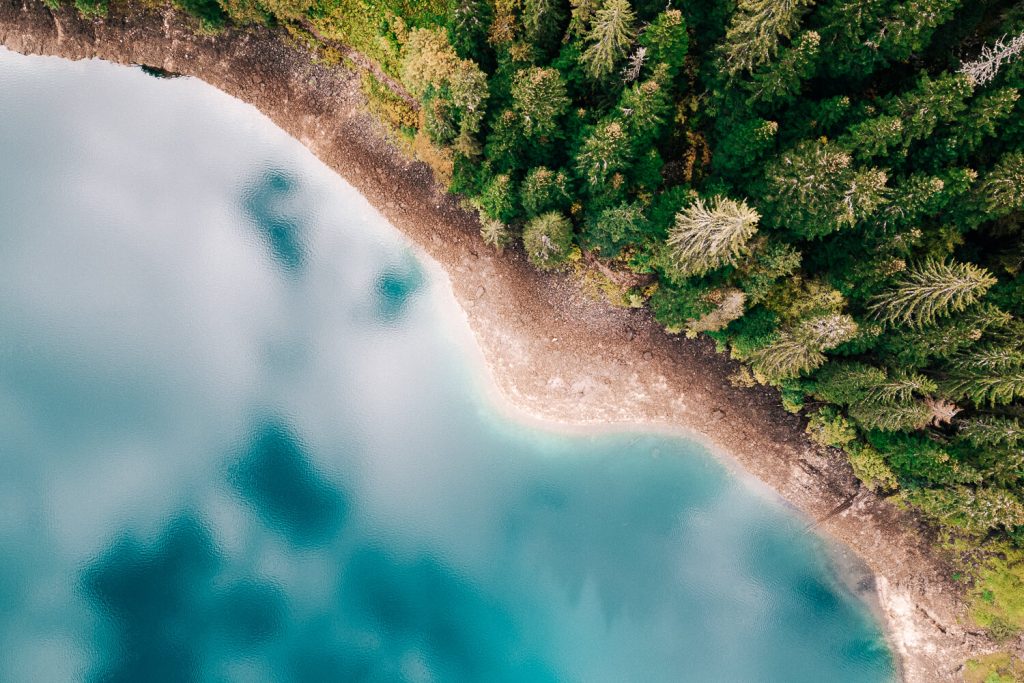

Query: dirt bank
left=0, top=1, right=1006, bottom=678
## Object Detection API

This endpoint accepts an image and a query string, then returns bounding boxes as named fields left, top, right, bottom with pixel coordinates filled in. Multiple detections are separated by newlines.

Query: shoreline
left=0, top=2, right=1000, bottom=679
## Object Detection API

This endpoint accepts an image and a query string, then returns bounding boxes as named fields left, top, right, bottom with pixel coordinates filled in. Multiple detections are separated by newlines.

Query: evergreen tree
left=587, top=202, right=645, bottom=255
left=521, top=166, right=572, bottom=216
left=575, top=120, right=632, bottom=190
left=666, top=196, right=760, bottom=277
left=744, top=31, right=820, bottom=106
left=637, top=9, right=688, bottom=77
left=580, top=0, right=637, bottom=80
left=523, top=0, right=566, bottom=55
left=981, top=151, right=1024, bottom=216
left=511, top=67, right=571, bottom=138
left=848, top=398, right=932, bottom=432
left=868, top=259, right=997, bottom=328
left=720, top=0, right=814, bottom=76
left=764, top=141, right=888, bottom=238
left=960, top=416, right=1024, bottom=448
left=523, top=212, right=575, bottom=269
left=750, top=314, right=858, bottom=380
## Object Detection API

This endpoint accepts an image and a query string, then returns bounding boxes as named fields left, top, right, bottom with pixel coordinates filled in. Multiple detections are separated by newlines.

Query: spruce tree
left=961, top=416, right=1024, bottom=449
left=765, top=141, right=888, bottom=237
left=666, top=196, right=760, bottom=277
left=580, top=0, right=637, bottom=80
left=751, top=314, right=858, bottom=380
left=868, top=259, right=997, bottom=328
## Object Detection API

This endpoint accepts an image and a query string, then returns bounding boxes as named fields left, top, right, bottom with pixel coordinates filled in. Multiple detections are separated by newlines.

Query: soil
left=0, top=1, right=1012, bottom=679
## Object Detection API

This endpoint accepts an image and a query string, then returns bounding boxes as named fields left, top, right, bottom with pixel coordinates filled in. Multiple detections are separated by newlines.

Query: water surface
left=0, top=48, right=894, bottom=681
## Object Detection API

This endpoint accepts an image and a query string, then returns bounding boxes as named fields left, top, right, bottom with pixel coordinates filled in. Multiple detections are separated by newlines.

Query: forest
left=69, top=0, right=1024, bottom=643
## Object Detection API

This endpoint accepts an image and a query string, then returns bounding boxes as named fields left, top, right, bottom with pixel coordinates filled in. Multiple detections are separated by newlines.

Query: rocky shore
left=0, top=1, right=1004, bottom=678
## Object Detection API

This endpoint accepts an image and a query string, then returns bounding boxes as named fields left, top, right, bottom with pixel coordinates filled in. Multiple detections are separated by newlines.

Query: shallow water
left=0, top=48, right=894, bottom=681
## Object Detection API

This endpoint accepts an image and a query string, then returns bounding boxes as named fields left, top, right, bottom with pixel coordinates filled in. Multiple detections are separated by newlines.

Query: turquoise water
left=0, top=48, right=894, bottom=681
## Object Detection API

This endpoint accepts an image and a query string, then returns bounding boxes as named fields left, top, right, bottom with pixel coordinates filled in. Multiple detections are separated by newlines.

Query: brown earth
left=0, top=1, right=1010, bottom=679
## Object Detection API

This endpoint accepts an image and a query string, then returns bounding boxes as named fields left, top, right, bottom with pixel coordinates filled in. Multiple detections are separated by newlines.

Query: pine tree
left=511, top=67, right=571, bottom=138
left=886, top=73, right=973, bottom=153
left=480, top=216, right=512, bottom=252
left=580, top=0, right=637, bottom=80
left=587, top=202, right=645, bottom=256
left=867, top=259, right=997, bottom=328
left=720, top=0, right=814, bottom=76
left=666, top=196, right=760, bottom=277
left=617, top=65, right=671, bottom=147
left=865, top=370, right=938, bottom=403
left=817, top=0, right=961, bottom=78
left=565, top=0, right=600, bottom=41
left=637, top=9, right=688, bottom=77
left=952, top=88, right=1019, bottom=157
left=981, top=152, right=1024, bottom=216
left=944, top=343, right=1024, bottom=406
left=523, top=212, right=575, bottom=270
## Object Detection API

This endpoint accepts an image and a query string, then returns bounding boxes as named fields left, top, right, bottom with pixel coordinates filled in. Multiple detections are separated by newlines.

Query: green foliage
left=764, top=141, right=889, bottom=238
left=867, top=259, right=997, bottom=328
left=847, top=443, right=899, bottom=492
left=74, top=0, right=108, bottom=18
left=523, top=212, right=575, bottom=270
left=511, top=68, right=570, bottom=138
left=297, top=0, right=1024, bottom=577
left=520, top=167, right=571, bottom=217
left=806, top=406, right=857, bottom=448
left=720, top=0, right=813, bottom=76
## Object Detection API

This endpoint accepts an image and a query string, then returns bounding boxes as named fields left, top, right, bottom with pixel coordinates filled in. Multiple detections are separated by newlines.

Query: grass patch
left=964, top=652, right=1024, bottom=683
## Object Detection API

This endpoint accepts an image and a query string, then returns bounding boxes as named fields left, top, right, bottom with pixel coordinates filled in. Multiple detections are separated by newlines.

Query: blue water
left=0, top=48, right=894, bottom=681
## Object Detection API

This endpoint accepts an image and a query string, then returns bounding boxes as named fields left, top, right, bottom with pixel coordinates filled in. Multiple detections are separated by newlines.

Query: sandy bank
left=0, top=1, right=1004, bottom=678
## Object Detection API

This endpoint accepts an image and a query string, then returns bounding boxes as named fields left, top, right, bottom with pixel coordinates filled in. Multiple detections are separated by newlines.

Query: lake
left=0, top=47, right=894, bottom=681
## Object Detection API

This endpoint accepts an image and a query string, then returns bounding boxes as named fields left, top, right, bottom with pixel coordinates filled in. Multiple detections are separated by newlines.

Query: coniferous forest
left=65, top=0, right=1024, bottom=644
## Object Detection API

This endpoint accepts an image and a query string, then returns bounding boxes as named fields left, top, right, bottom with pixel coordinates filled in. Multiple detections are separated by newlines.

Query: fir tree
left=580, top=0, right=637, bottom=80
left=765, top=141, right=888, bottom=237
left=521, top=167, right=572, bottom=216
left=666, top=196, right=760, bottom=277
left=848, top=398, right=932, bottom=432
left=868, top=259, right=997, bottom=328
left=960, top=416, right=1024, bottom=449
left=751, top=314, right=858, bottom=380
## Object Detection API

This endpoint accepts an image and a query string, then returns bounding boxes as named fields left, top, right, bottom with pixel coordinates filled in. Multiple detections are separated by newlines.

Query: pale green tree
left=580, top=0, right=637, bottom=80
left=868, top=259, right=997, bottom=328
left=720, top=0, right=814, bottom=75
left=666, top=196, right=759, bottom=277
left=523, top=212, right=575, bottom=270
